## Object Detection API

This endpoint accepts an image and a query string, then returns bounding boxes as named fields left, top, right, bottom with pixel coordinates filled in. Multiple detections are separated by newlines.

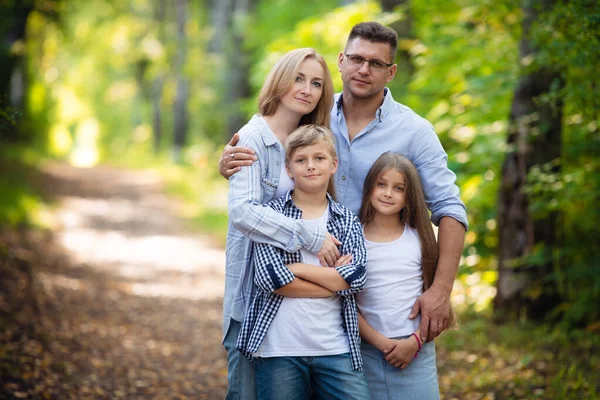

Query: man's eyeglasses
left=344, top=54, right=394, bottom=70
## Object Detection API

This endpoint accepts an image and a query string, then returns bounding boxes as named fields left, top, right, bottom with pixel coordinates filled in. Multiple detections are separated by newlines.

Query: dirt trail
left=2, top=162, right=228, bottom=399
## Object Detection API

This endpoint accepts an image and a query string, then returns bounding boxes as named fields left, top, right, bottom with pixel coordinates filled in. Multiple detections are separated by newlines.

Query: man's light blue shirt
left=330, top=88, right=468, bottom=229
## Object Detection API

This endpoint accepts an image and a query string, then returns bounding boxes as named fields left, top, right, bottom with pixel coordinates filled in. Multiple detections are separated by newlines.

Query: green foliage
left=0, top=146, right=52, bottom=228
left=12, top=0, right=599, bottom=327
left=0, top=96, right=20, bottom=140
left=521, top=0, right=600, bottom=326
left=407, top=0, right=521, bottom=273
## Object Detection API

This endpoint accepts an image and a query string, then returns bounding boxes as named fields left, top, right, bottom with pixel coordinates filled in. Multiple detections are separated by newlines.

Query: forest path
left=3, top=162, right=228, bottom=399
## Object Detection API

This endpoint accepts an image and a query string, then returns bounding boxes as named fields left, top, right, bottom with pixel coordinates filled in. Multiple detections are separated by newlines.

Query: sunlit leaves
left=252, top=2, right=383, bottom=95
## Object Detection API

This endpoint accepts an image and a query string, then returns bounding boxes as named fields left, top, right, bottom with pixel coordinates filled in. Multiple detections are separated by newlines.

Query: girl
left=237, top=125, right=370, bottom=400
left=224, top=49, right=338, bottom=400
left=356, top=152, right=455, bottom=399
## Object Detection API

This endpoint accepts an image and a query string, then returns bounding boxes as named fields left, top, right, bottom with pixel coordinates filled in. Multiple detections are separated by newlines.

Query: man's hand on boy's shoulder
left=218, top=133, right=258, bottom=179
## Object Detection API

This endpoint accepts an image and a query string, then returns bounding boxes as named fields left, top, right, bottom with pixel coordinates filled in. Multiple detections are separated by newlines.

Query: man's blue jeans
left=254, top=353, right=371, bottom=400
left=224, top=318, right=256, bottom=400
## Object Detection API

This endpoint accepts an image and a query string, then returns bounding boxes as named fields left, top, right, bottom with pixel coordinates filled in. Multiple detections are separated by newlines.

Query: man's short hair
left=346, top=21, right=398, bottom=61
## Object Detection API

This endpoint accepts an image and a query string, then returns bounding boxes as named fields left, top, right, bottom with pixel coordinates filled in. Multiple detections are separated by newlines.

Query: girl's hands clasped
left=382, top=335, right=420, bottom=369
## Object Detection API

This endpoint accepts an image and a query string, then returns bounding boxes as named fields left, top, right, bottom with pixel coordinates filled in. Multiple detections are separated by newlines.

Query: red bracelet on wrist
left=411, top=333, right=422, bottom=358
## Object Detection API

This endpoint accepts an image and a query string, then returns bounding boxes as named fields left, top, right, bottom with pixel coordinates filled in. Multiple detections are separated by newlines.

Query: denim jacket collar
left=253, top=114, right=280, bottom=148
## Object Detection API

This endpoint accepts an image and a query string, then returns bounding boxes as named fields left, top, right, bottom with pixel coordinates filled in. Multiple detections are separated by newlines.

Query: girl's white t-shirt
left=357, top=225, right=423, bottom=338
left=254, top=207, right=349, bottom=357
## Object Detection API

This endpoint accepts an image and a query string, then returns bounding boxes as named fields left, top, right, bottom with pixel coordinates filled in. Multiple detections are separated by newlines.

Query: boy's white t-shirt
left=274, top=145, right=294, bottom=198
left=357, top=225, right=423, bottom=338
left=254, top=207, right=349, bottom=357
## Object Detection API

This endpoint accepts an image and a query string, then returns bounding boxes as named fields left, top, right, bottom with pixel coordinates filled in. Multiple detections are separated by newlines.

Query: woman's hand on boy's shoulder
left=218, top=133, right=257, bottom=179
left=317, top=233, right=341, bottom=267
left=333, top=254, right=352, bottom=268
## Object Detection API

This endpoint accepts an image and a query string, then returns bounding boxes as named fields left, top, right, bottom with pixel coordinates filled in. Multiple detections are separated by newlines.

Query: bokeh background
left=1, top=0, right=598, bottom=398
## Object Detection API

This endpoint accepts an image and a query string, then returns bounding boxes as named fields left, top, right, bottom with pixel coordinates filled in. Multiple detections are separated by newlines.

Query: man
left=220, top=21, right=467, bottom=396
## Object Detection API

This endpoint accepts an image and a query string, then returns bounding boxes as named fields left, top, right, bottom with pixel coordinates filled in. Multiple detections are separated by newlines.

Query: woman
left=222, top=48, right=336, bottom=400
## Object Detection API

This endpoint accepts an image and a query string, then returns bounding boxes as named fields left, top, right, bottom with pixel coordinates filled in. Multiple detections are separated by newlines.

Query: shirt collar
left=254, top=114, right=279, bottom=147
left=283, top=190, right=345, bottom=217
left=377, top=88, right=394, bottom=121
left=335, top=88, right=394, bottom=122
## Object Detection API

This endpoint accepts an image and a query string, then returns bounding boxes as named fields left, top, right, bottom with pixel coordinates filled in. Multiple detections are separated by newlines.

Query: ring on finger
left=231, top=152, right=236, bottom=160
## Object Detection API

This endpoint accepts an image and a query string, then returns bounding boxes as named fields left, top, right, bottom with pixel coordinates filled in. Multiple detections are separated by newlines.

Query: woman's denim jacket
left=222, top=114, right=325, bottom=340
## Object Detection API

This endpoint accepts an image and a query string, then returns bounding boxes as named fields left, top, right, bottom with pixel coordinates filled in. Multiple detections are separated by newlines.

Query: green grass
left=0, top=144, right=54, bottom=228
left=436, top=309, right=600, bottom=399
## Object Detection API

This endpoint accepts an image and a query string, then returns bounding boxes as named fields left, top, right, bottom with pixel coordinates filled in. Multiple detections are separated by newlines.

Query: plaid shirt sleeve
left=333, top=211, right=367, bottom=297
left=253, top=242, right=296, bottom=294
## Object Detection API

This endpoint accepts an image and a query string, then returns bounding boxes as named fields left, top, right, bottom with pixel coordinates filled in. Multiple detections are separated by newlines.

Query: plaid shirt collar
left=281, top=191, right=346, bottom=218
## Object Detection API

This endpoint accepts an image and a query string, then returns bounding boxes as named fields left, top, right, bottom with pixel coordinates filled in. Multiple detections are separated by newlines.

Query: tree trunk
left=151, top=0, right=166, bottom=154
left=0, top=5, right=33, bottom=142
left=208, top=0, right=233, bottom=54
left=223, top=0, right=255, bottom=140
left=172, top=0, right=189, bottom=162
left=152, top=77, right=165, bottom=154
left=380, top=0, right=415, bottom=96
left=494, top=0, right=565, bottom=322
left=133, top=58, right=150, bottom=132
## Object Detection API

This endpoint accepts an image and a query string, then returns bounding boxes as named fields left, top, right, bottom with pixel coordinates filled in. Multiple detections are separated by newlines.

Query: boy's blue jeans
left=224, top=318, right=256, bottom=400
left=254, top=353, right=371, bottom=400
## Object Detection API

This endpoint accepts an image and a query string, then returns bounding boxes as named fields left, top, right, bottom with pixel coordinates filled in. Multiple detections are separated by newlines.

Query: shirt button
left=342, top=175, right=347, bottom=181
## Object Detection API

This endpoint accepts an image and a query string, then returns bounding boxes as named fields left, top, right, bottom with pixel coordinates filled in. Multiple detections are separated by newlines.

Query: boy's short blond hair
left=285, top=125, right=338, bottom=200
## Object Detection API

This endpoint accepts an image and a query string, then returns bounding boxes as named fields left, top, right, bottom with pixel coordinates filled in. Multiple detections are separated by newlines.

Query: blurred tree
left=173, top=0, right=189, bottom=161
left=208, top=0, right=232, bottom=54
left=519, top=0, right=599, bottom=326
left=380, top=0, right=414, bottom=98
left=151, top=0, right=167, bottom=154
left=495, top=0, right=565, bottom=321
left=0, top=1, right=34, bottom=142
left=225, top=0, right=256, bottom=139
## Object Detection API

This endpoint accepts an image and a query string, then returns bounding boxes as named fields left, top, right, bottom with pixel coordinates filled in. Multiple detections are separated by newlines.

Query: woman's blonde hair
left=258, top=48, right=333, bottom=127
left=285, top=124, right=337, bottom=200
left=359, top=152, right=457, bottom=329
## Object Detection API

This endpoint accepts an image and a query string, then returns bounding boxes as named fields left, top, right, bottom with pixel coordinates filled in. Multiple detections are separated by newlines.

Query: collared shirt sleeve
left=228, top=129, right=325, bottom=253
left=410, top=125, right=469, bottom=230
left=253, top=242, right=295, bottom=294
left=333, top=213, right=367, bottom=296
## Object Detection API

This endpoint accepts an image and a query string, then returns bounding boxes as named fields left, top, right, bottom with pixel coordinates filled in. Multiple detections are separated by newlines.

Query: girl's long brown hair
left=359, top=151, right=456, bottom=328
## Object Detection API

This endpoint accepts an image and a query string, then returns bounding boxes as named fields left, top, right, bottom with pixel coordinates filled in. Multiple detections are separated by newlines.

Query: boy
left=236, top=125, right=369, bottom=400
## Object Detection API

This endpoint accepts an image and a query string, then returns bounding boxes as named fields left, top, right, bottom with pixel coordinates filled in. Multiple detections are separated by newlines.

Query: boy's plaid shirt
left=236, top=191, right=367, bottom=371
